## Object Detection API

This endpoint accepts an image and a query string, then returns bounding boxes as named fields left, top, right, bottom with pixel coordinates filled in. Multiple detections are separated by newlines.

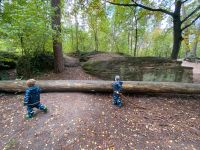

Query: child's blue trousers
left=27, top=103, right=46, bottom=116
left=113, top=93, right=122, bottom=107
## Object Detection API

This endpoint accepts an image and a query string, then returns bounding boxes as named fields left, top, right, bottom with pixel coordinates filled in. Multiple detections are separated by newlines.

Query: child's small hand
left=114, top=91, right=119, bottom=94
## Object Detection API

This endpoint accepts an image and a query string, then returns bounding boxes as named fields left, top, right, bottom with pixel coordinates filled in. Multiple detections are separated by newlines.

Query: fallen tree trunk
left=0, top=80, right=200, bottom=94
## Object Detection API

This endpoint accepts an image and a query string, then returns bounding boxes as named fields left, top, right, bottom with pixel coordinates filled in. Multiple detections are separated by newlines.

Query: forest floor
left=0, top=59, right=200, bottom=150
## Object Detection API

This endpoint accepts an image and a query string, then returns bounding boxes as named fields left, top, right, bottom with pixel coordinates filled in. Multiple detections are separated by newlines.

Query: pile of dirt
left=36, top=66, right=98, bottom=80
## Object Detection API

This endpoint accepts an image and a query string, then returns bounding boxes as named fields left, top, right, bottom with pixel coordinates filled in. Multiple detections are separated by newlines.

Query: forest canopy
left=0, top=0, right=199, bottom=65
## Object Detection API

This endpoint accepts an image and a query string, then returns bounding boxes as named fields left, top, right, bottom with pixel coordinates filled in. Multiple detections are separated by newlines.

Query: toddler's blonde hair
left=26, top=79, right=36, bottom=87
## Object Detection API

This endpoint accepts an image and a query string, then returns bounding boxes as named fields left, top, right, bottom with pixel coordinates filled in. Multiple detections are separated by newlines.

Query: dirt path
left=1, top=93, right=200, bottom=150
left=36, top=66, right=98, bottom=80
left=1, top=59, right=200, bottom=150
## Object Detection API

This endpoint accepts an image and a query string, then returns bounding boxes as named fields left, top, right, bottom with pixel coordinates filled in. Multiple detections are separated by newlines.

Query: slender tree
left=182, top=4, right=190, bottom=57
left=133, top=8, right=140, bottom=57
left=87, top=0, right=102, bottom=52
left=192, top=22, right=200, bottom=57
left=51, top=0, right=64, bottom=73
left=107, top=0, right=200, bottom=59
left=75, top=11, right=79, bottom=52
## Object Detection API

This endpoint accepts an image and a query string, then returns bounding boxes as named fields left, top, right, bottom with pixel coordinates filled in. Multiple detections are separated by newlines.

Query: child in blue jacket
left=24, top=79, right=47, bottom=119
left=112, top=75, right=123, bottom=108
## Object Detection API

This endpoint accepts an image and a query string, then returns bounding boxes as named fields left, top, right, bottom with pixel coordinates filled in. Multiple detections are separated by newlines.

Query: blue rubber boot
left=117, top=99, right=122, bottom=108
left=43, top=106, right=48, bottom=113
left=25, top=112, right=35, bottom=119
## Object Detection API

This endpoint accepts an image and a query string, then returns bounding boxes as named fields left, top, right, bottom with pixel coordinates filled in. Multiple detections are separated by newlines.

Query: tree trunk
left=71, top=25, right=74, bottom=51
left=20, top=35, right=24, bottom=55
left=130, top=29, right=133, bottom=54
left=93, top=16, right=99, bottom=52
left=134, top=17, right=138, bottom=57
left=192, top=35, right=199, bottom=57
left=1, top=80, right=200, bottom=94
left=51, top=0, right=64, bottom=73
left=182, top=4, right=190, bottom=58
left=94, top=29, right=99, bottom=51
left=171, top=20, right=182, bottom=60
left=133, top=8, right=138, bottom=57
left=128, top=32, right=130, bottom=50
left=75, top=12, right=79, bottom=53
left=192, top=23, right=200, bottom=57
left=112, top=26, right=119, bottom=53
left=171, top=1, right=182, bottom=60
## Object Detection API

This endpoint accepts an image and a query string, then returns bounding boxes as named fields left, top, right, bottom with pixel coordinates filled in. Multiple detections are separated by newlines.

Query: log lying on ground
left=0, top=80, right=200, bottom=94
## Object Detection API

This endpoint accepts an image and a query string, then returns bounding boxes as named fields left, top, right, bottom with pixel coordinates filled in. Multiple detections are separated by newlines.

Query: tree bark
left=192, top=35, right=199, bottom=57
left=75, top=12, right=79, bottom=53
left=71, top=25, right=74, bottom=50
left=171, top=1, right=182, bottom=59
left=171, top=19, right=182, bottom=59
left=94, top=29, right=99, bottom=51
left=128, top=32, right=130, bottom=50
left=182, top=4, right=190, bottom=58
left=1, top=80, right=200, bottom=94
left=192, top=23, right=200, bottom=57
left=134, top=9, right=138, bottom=57
left=51, top=0, right=64, bottom=73
left=19, top=35, right=24, bottom=55
left=93, top=15, right=99, bottom=52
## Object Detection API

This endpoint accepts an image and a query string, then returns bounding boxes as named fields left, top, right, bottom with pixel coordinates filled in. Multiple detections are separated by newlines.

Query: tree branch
left=132, top=1, right=173, bottom=16
left=182, top=14, right=200, bottom=31
left=106, top=1, right=136, bottom=7
left=106, top=1, right=173, bottom=16
left=181, top=6, right=200, bottom=24
left=181, top=0, right=190, bottom=4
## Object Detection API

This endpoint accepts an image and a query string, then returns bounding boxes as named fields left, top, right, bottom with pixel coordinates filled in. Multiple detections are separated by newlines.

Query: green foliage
left=0, top=70, right=9, bottom=80
left=0, top=0, right=55, bottom=76
left=0, top=51, right=18, bottom=69
left=17, top=52, right=54, bottom=78
left=1, top=0, right=199, bottom=78
left=1, top=0, right=53, bottom=51
left=139, top=28, right=172, bottom=57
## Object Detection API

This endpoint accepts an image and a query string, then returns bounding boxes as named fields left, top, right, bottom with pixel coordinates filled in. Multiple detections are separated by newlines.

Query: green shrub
left=0, top=51, right=18, bottom=69
left=31, top=52, right=54, bottom=72
left=17, top=52, right=54, bottom=78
